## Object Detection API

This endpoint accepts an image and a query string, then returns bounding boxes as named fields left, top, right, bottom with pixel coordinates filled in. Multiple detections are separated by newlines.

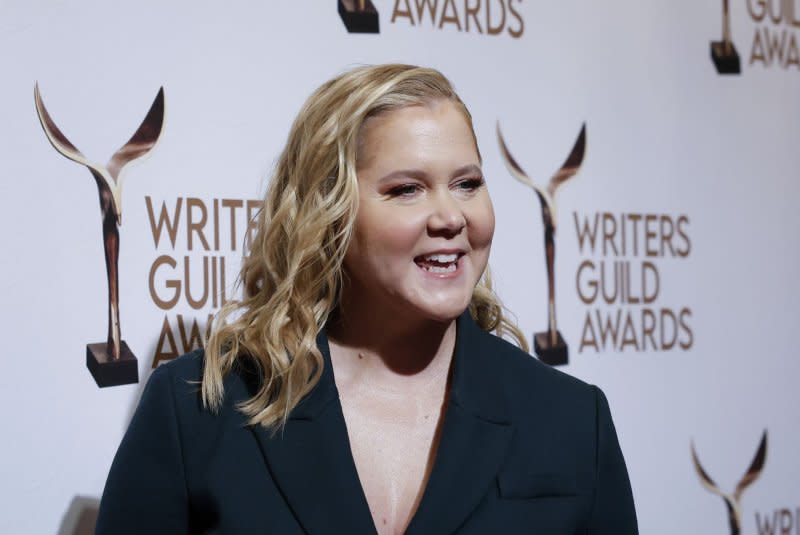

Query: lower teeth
left=422, top=263, right=456, bottom=273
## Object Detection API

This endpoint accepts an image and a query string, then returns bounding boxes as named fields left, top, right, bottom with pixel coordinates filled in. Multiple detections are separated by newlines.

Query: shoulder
left=464, top=326, right=608, bottom=454
left=152, top=348, right=205, bottom=383
left=150, top=349, right=254, bottom=400
left=474, top=331, right=612, bottom=490
left=144, top=349, right=252, bottom=431
left=143, top=349, right=203, bottom=413
left=473, top=328, right=599, bottom=416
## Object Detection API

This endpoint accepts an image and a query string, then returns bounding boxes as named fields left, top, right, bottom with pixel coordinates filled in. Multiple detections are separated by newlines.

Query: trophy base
left=86, top=341, right=139, bottom=388
left=338, top=0, right=380, bottom=33
left=711, top=41, right=741, bottom=74
left=534, top=331, right=569, bottom=366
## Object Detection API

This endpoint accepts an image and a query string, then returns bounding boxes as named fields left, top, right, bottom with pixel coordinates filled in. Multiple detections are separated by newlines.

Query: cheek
left=469, top=196, right=496, bottom=250
left=349, top=206, right=427, bottom=268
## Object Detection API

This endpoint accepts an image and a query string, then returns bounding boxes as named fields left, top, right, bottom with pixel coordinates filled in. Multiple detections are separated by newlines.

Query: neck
left=327, top=293, right=458, bottom=385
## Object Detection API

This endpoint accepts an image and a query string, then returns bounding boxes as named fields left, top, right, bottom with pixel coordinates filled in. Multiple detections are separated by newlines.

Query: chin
left=411, top=295, right=472, bottom=323
left=406, top=276, right=480, bottom=318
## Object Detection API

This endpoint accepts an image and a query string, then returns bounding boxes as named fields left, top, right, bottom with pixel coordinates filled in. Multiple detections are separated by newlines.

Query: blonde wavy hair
left=203, top=64, right=528, bottom=431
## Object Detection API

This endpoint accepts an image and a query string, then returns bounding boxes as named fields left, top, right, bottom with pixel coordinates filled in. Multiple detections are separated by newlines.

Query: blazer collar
left=288, top=310, right=511, bottom=422
left=448, top=309, right=512, bottom=423
left=250, top=310, right=515, bottom=535
left=404, top=311, right=514, bottom=534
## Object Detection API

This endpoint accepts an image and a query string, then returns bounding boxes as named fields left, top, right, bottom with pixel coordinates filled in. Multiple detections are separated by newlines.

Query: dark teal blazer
left=96, top=312, right=638, bottom=534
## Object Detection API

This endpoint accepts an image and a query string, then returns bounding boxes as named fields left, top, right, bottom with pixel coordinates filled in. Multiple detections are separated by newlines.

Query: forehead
left=356, top=100, right=479, bottom=173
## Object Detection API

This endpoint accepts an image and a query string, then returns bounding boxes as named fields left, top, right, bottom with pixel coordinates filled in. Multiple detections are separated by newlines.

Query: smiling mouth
left=414, top=252, right=465, bottom=274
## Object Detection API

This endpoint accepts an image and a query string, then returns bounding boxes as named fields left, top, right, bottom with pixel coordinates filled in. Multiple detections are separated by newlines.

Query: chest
left=338, top=384, right=448, bottom=535
left=188, top=411, right=592, bottom=535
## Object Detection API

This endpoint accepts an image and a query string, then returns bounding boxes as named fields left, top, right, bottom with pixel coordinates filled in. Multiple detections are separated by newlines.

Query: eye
left=387, top=183, right=422, bottom=197
left=455, top=177, right=485, bottom=192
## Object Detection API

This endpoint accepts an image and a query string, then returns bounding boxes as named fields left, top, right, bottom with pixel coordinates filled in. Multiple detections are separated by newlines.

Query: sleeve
left=95, top=364, right=190, bottom=535
left=586, top=385, right=639, bottom=534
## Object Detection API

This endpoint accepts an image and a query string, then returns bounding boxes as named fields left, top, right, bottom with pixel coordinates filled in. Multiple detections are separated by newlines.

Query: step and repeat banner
left=1, top=1, right=798, bottom=533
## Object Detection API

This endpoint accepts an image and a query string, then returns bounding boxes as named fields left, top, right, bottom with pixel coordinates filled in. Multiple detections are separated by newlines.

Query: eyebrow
left=377, top=164, right=483, bottom=183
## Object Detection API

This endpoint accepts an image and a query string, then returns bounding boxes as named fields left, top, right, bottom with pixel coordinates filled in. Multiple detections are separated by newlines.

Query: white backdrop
left=1, top=1, right=798, bottom=533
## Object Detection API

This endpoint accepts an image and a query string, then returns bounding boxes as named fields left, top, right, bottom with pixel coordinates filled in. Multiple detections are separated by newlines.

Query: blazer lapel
left=249, top=311, right=514, bottom=535
left=405, top=312, right=515, bottom=535
left=250, top=331, right=378, bottom=535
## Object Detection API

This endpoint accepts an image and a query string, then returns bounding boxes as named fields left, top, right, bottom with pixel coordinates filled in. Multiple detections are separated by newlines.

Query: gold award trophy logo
left=338, top=0, right=379, bottom=33
left=712, top=0, right=741, bottom=74
left=497, top=123, right=586, bottom=366
left=34, top=85, right=165, bottom=388
left=691, top=431, right=768, bottom=535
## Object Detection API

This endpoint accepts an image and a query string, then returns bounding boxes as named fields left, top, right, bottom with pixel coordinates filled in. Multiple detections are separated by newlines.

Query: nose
left=427, top=189, right=466, bottom=236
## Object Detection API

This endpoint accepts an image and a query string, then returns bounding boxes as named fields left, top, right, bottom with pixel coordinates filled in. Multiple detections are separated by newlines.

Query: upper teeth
left=421, top=253, right=459, bottom=263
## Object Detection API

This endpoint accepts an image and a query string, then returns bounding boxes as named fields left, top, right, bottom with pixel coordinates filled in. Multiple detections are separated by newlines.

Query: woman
left=96, top=64, right=638, bottom=534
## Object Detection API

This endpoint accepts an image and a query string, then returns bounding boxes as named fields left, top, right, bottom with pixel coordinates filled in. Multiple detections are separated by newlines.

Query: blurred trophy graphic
left=34, top=85, right=165, bottom=387
left=497, top=123, right=586, bottom=366
left=711, top=0, right=741, bottom=74
left=338, top=0, right=379, bottom=33
left=691, top=431, right=767, bottom=535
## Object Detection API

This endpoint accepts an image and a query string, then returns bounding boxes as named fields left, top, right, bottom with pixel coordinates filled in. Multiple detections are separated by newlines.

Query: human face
left=342, top=99, right=495, bottom=323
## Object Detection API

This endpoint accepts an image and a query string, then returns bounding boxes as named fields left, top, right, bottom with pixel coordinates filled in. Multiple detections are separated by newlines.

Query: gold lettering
left=642, top=261, right=659, bottom=304
left=676, top=215, right=691, bottom=257
left=149, top=255, right=180, bottom=310
left=579, top=310, right=599, bottom=352
left=152, top=315, right=179, bottom=368
left=574, top=211, right=600, bottom=254
left=659, top=215, right=675, bottom=256
left=415, top=0, right=439, bottom=25
left=619, top=311, right=639, bottom=351
left=679, top=308, right=693, bottom=350
left=628, top=213, right=642, bottom=256
left=600, top=261, right=619, bottom=304
left=186, top=197, right=210, bottom=251
left=602, top=213, right=619, bottom=256
left=751, top=26, right=768, bottom=65
left=507, top=0, right=524, bottom=38
left=576, top=260, right=597, bottom=304
left=486, top=0, right=506, bottom=34
left=184, top=255, right=209, bottom=309
left=641, top=308, right=657, bottom=351
left=597, top=309, right=622, bottom=350
left=623, top=262, right=638, bottom=304
left=644, top=214, right=658, bottom=257
left=791, top=0, right=800, bottom=27
left=748, top=0, right=767, bottom=21
left=222, top=198, right=243, bottom=250
left=464, top=0, right=483, bottom=32
left=660, top=308, right=677, bottom=350
left=439, top=0, right=462, bottom=29
left=220, top=256, right=227, bottom=304
left=392, top=0, right=416, bottom=24
left=767, top=28, right=788, bottom=63
left=146, top=196, right=182, bottom=249
left=213, top=198, right=220, bottom=251
left=768, top=0, right=783, bottom=24
left=176, top=313, right=205, bottom=353
left=787, top=32, right=800, bottom=67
